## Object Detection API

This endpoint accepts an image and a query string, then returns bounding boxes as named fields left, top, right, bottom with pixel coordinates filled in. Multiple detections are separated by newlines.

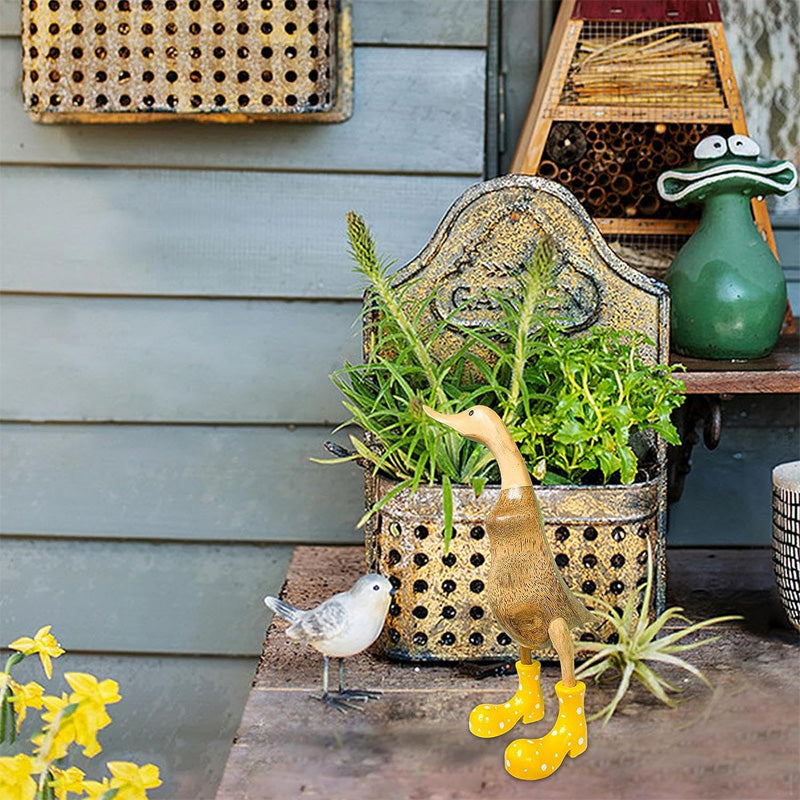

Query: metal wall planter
left=365, top=473, right=663, bottom=662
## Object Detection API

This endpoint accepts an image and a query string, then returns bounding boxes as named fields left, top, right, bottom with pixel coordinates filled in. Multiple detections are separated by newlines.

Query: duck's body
left=487, top=485, right=594, bottom=647
left=423, top=403, right=594, bottom=780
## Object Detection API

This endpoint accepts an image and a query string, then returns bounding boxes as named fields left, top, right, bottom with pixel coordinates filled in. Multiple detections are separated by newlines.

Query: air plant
left=575, top=545, right=742, bottom=724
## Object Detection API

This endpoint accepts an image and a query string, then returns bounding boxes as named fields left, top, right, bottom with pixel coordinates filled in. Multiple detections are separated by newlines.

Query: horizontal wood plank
left=0, top=168, right=474, bottom=297
left=673, top=332, right=800, bottom=395
left=1, top=0, right=488, bottom=45
left=353, top=0, right=487, bottom=47
left=0, top=0, right=16, bottom=36
left=0, top=538, right=293, bottom=655
left=0, top=43, right=485, bottom=174
left=774, top=225, right=799, bottom=265
left=0, top=423, right=366, bottom=542
left=0, top=295, right=365, bottom=423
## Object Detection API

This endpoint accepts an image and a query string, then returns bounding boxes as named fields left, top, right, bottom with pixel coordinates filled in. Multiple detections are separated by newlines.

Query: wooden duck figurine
left=424, top=404, right=595, bottom=780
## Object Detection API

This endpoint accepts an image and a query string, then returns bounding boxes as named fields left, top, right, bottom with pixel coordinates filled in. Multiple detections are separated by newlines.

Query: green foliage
left=575, top=546, right=741, bottom=724
left=323, top=212, right=685, bottom=532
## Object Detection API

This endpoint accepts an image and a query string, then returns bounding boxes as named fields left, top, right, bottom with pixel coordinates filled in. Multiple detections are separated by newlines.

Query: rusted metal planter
left=364, top=472, right=665, bottom=662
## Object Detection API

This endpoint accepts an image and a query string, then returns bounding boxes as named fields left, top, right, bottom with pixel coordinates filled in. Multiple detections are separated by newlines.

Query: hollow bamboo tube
left=650, top=137, right=666, bottom=153
left=638, top=194, right=660, bottom=216
left=673, top=129, right=690, bottom=146
left=611, top=174, right=634, bottom=195
left=664, top=149, right=682, bottom=166
left=587, top=186, right=606, bottom=206
left=605, top=161, right=621, bottom=177
left=596, top=172, right=611, bottom=187
left=558, top=169, right=572, bottom=183
left=538, top=160, right=559, bottom=179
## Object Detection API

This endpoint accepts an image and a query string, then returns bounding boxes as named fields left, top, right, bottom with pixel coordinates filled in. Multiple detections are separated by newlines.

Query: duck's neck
left=483, top=426, right=532, bottom=491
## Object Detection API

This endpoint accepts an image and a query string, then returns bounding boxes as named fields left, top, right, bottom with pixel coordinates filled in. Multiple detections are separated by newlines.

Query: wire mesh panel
left=560, top=22, right=727, bottom=116
left=21, top=0, right=352, bottom=122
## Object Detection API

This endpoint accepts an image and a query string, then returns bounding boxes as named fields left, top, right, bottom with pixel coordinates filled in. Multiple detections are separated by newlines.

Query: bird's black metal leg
left=334, top=657, right=381, bottom=702
left=310, top=656, right=365, bottom=713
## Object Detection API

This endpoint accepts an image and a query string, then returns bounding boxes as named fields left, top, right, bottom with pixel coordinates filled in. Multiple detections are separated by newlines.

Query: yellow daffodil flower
left=8, top=680, right=44, bottom=732
left=81, top=777, right=113, bottom=800
left=107, top=762, right=162, bottom=800
left=64, top=673, right=121, bottom=709
left=65, top=673, right=121, bottom=757
left=0, top=753, right=38, bottom=800
left=36, top=694, right=77, bottom=761
left=49, top=766, right=86, bottom=800
left=8, top=626, right=65, bottom=680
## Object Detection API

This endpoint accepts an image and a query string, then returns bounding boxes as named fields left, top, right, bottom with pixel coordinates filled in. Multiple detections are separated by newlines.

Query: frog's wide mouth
left=657, top=159, right=798, bottom=203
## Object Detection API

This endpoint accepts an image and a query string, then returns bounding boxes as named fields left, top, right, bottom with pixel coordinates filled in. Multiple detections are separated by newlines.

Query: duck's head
left=657, top=134, right=797, bottom=207
left=422, top=404, right=505, bottom=446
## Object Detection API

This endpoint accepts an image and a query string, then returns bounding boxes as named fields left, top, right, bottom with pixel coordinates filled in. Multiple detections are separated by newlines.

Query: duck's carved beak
left=422, top=405, right=478, bottom=439
left=422, top=405, right=457, bottom=427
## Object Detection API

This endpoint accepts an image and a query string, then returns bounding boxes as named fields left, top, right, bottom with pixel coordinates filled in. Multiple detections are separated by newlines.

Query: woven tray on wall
left=21, top=0, right=352, bottom=122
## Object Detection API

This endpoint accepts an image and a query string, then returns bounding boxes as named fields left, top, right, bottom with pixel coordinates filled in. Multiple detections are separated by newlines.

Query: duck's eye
left=373, top=584, right=380, bottom=591
left=694, top=135, right=728, bottom=159
left=727, top=135, right=760, bottom=157
left=468, top=410, right=474, bottom=416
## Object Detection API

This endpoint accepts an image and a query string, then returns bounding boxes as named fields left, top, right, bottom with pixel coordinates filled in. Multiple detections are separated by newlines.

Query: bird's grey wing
left=291, top=598, right=348, bottom=642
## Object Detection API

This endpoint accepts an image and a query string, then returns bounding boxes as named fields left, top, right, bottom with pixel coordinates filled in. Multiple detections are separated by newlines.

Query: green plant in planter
left=320, top=212, right=685, bottom=543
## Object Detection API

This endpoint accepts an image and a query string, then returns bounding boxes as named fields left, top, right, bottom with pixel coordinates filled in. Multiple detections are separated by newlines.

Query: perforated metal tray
left=21, top=0, right=352, bottom=122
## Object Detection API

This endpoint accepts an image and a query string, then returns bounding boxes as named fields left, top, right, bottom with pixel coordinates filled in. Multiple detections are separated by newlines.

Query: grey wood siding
left=1, top=425, right=363, bottom=543
left=0, top=538, right=294, bottom=655
left=774, top=215, right=800, bottom=312
left=0, top=1, right=489, bottom=665
left=0, top=169, right=474, bottom=297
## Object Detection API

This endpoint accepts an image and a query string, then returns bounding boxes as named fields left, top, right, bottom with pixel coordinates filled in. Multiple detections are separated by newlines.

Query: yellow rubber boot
left=504, top=680, right=587, bottom=780
left=469, top=661, right=544, bottom=738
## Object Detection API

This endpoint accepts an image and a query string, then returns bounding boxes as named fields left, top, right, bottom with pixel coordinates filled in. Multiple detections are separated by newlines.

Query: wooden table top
left=216, top=545, right=799, bottom=800
left=672, top=331, right=799, bottom=394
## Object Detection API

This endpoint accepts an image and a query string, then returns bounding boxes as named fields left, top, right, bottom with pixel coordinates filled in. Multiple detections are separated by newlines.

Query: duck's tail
left=264, top=595, right=303, bottom=625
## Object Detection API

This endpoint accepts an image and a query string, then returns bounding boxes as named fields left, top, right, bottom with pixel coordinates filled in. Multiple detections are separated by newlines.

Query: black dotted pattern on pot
left=375, top=506, right=660, bottom=661
left=21, top=0, right=336, bottom=116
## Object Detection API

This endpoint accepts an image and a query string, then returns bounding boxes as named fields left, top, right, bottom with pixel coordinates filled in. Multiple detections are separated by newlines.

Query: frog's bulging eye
left=727, top=135, right=760, bottom=157
left=694, top=135, right=728, bottom=160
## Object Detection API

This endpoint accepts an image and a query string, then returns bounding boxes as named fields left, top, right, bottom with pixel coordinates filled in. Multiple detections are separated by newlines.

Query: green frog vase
left=657, top=134, right=797, bottom=359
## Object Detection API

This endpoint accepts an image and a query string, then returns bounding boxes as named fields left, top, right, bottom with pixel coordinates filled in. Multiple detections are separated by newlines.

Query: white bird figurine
left=264, top=574, right=395, bottom=712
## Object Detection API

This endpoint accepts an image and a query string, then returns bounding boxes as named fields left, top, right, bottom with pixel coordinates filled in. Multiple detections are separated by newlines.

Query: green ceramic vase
left=658, top=134, right=797, bottom=360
